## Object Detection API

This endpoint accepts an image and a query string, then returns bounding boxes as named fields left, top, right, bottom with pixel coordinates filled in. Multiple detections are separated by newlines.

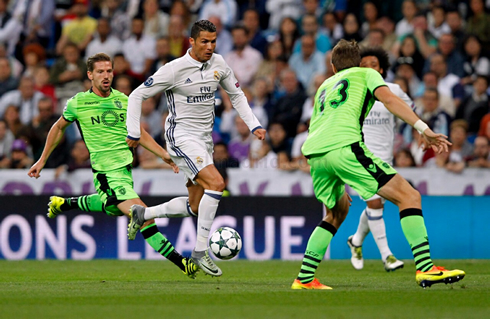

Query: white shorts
left=167, top=137, right=214, bottom=185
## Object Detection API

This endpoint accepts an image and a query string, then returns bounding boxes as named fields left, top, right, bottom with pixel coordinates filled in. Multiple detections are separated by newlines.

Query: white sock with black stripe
left=194, top=190, right=222, bottom=252
left=144, top=197, right=196, bottom=220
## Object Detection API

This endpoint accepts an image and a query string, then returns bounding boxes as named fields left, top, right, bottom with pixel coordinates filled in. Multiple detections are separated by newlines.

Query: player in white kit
left=125, top=20, right=266, bottom=276
left=347, top=47, right=414, bottom=271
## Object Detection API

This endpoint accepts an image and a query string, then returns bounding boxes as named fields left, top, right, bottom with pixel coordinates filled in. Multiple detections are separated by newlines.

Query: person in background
left=0, top=76, right=45, bottom=125
left=0, top=57, right=19, bottom=98
left=456, top=75, right=489, bottom=135
left=242, top=9, right=267, bottom=56
left=342, top=13, right=362, bottom=43
left=394, top=148, right=416, bottom=167
left=289, top=34, right=326, bottom=90
left=466, top=136, right=490, bottom=168
left=9, top=139, right=33, bottom=169
left=321, top=11, right=343, bottom=46
left=0, top=119, right=14, bottom=168
left=85, top=17, right=122, bottom=60
left=395, top=0, right=417, bottom=37
left=122, top=16, right=157, bottom=77
left=278, top=17, right=300, bottom=59
left=143, top=0, right=169, bottom=39
left=461, top=35, right=490, bottom=86
left=448, top=120, right=474, bottom=163
left=54, top=139, right=91, bottom=179
left=213, top=142, right=240, bottom=169
left=207, top=16, right=233, bottom=57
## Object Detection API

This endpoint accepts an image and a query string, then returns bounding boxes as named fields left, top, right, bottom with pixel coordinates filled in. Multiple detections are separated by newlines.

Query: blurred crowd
left=0, top=0, right=490, bottom=179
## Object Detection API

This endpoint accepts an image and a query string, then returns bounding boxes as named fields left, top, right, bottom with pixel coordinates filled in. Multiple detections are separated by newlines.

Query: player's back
left=302, top=67, right=387, bottom=157
left=63, top=89, right=133, bottom=172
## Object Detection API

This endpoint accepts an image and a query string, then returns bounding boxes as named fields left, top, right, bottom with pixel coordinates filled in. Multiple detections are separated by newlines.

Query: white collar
left=185, top=49, right=211, bottom=69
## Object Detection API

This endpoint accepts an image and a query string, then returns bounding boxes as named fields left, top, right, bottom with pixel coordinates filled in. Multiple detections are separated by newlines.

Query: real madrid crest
left=196, top=156, right=204, bottom=165
left=214, top=71, right=220, bottom=81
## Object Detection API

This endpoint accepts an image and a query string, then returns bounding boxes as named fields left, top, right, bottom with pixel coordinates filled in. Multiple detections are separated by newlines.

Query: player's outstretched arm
left=28, top=117, right=71, bottom=179
left=127, top=65, right=175, bottom=145
left=374, top=86, right=451, bottom=153
left=139, top=128, right=179, bottom=173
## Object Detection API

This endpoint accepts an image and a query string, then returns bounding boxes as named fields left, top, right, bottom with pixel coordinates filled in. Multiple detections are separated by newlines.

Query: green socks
left=400, top=208, right=434, bottom=272
left=60, top=194, right=104, bottom=212
left=141, top=224, right=185, bottom=271
left=297, top=221, right=337, bottom=284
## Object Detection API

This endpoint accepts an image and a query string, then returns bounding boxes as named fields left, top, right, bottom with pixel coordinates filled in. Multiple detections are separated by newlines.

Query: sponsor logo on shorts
left=367, top=164, right=377, bottom=173
left=196, top=156, right=203, bottom=165
left=214, top=71, right=220, bottom=81
left=382, top=162, right=390, bottom=169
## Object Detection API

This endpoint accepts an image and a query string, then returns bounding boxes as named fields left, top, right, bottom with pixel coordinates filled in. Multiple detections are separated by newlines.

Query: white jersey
left=127, top=50, right=262, bottom=146
left=362, top=82, right=413, bottom=164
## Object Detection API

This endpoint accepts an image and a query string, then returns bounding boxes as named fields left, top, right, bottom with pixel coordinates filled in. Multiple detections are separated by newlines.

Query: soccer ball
left=209, top=227, right=242, bottom=260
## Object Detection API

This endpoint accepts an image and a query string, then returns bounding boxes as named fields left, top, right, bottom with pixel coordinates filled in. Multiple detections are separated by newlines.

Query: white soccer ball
left=209, top=227, right=242, bottom=260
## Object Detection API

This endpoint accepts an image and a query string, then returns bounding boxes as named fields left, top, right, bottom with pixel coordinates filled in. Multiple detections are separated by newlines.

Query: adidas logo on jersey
left=185, top=78, right=192, bottom=84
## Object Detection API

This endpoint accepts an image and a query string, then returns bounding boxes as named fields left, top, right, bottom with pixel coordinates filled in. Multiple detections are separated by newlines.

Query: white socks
left=195, top=190, right=222, bottom=252
left=366, top=207, right=392, bottom=261
left=144, top=197, right=196, bottom=220
left=352, top=209, right=370, bottom=246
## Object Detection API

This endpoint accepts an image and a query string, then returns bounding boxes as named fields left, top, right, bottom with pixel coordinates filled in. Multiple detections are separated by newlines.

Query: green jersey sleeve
left=62, top=96, right=78, bottom=122
left=365, top=68, right=387, bottom=98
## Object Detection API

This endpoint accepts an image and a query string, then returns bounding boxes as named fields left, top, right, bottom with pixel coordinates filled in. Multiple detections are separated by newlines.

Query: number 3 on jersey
left=330, top=79, right=349, bottom=108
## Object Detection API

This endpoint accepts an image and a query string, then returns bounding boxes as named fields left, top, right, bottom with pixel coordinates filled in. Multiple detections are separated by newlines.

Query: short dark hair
left=424, top=87, right=439, bottom=100
left=190, top=20, right=217, bottom=40
left=231, top=24, right=249, bottom=36
left=86, top=53, right=112, bottom=72
left=360, top=46, right=391, bottom=78
left=331, top=39, right=361, bottom=72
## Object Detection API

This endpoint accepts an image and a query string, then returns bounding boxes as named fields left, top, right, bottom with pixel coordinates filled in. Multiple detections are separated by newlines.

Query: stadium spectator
left=143, top=0, right=169, bottom=39
left=278, top=17, right=300, bottom=59
left=445, top=9, right=466, bottom=53
left=225, top=25, right=262, bottom=88
left=0, top=119, right=13, bottom=168
left=49, top=43, right=86, bottom=112
left=167, top=15, right=190, bottom=58
left=149, top=37, right=175, bottom=75
left=33, top=67, right=56, bottom=107
left=0, top=43, right=22, bottom=78
left=137, top=146, right=174, bottom=169
left=361, top=2, right=379, bottom=38
left=0, top=0, right=22, bottom=56
left=360, top=28, right=385, bottom=49
left=268, top=121, right=293, bottom=170
left=254, top=40, right=284, bottom=85
left=100, top=0, right=131, bottom=40
left=376, top=16, right=397, bottom=53
left=250, top=77, right=271, bottom=128
left=85, top=18, right=123, bottom=59
left=0, top=77, right=44, bottom=125
left=113, top=53, right=145, bottom=84
left=461, top=35, right=490, bottom=86
left=207, top=16, right=233, bottom=57
left=213, top=142, right=240, bottom=169
left=169, top=0, right=193, bottom=30
left=11, top=0, right=53, bottom=49
left=266, top=0, right=302, bottom=31
left=290, top=121, right=310, bottom=173
left=418, top=88, right=451, bottom=136
left=301, top=73, right=326, bottom=128
left=466, top=136, right=490, bottom=168
left=395, top=0, right=417, bottom=37
left=2, top=105, right=26, bottom=138
left=0, top=57, right=19, bottom=98
left=54, top=139, right=91, bottom=179
left=228, top=116, right=253, bottom=164
left=140, top=96, right=161, bottom=136
left=289, top=34, right=325, bottom=90
left=424, top=145, right=464, bottom=173
left=113, top=74, right=133, bottom=97
left=321, top=11, right=343, bottom=46
left=413, top=71, right=454, bottom=116
left=8, top=139, right=33, bottom=169
left=21, top=43, right=46, bottom=78
left=271, top=69, right=306, bottom=138
left=424, top=33, right=464, bottom=78
left=407, top=12, right=437, bottom=59
left=243, top=9, right=267, bottom=56
left=199, top=0, right=237, bottom=29
left=300, top=0, right=321, bottom=23
left=27, top=97, right=69, bottom=167
left=479, top=114, right=490, bottom=140
left=428, top=5, right=450, bottom=39
left=342, top=13, right=362, bottom=43
left=466, top=0, right=490, bottom=53
left=456, top=75, right=489, bottom=135
left=394, top=148, right=416, bottom=167
left=429, top=53, right=464, bottom=113
left=448, top=119, right=473, bottom=164
left=123, top=16, right=157, bottom=76
left=56, top=0, right=97, bottom=55
left=394, top=60, right=420, bottom=97
left=293, top=14, right=331, bottom=54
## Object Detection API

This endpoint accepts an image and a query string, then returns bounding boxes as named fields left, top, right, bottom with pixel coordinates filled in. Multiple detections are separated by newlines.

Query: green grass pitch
left=1, top=259, right=489, bottom=319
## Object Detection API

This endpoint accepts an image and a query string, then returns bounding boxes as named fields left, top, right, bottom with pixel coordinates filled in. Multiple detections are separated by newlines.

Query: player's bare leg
left=293, top=193, right=352, bottom=289
left=378, top=174, right=464, bottom=287
left=191, top=164, right=225, bottom=276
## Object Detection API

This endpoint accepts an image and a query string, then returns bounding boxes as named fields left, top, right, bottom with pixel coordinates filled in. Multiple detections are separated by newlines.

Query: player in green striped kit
left=291, top=40, right=465, bottom=289
left=28, top=53, right=198, bottom=278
